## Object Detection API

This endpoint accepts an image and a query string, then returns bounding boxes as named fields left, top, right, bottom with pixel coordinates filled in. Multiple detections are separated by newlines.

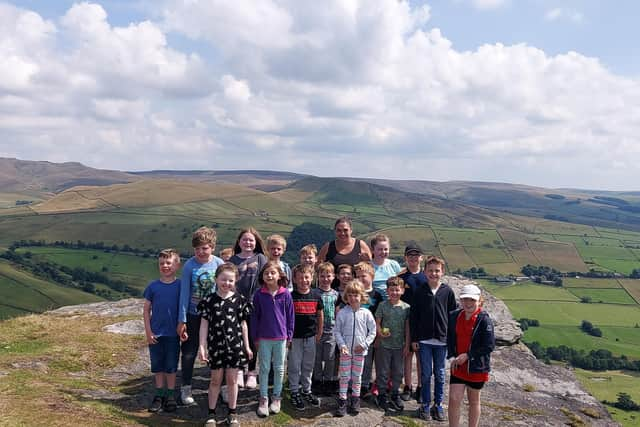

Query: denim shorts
left=149, top=335, right=180, bottom=373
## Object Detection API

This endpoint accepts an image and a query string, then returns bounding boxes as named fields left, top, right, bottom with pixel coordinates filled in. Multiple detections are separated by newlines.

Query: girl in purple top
left=251, top=261, right=294, bottom=417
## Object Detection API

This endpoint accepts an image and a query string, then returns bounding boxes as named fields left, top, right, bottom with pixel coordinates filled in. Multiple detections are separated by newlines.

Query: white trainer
left=269, top=397, right=281, bottom=414
left=180, top=385, right=195, bottom=405
left=257, top=396, right=269, bottom=417
left=246, top=371, right=258, bottom=389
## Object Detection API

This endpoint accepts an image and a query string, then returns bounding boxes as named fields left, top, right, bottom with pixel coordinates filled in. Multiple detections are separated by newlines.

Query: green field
left=563, top=277, right=622, bottom=288
left=574, top=369, right=640, bottom=427
left=482, top=282, right=580, bottom=302
left=523, top=325, right=640, bottom=359
left=15, top=247, right=159, bottom=292
left=0, top=259, right=102, bottom=319
left=568, top=288, right=637, bottom=305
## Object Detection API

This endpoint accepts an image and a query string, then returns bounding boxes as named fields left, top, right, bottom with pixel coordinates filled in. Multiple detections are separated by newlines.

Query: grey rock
left=102, top=319, right=145, bottom=335
left=444, top=276, right=524, bottom=345
left=47, top=298, right=142, bottom=318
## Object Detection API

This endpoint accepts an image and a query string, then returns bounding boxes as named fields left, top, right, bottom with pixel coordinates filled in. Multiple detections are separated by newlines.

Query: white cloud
left=0, top=1, right=638, bottom=190
left=545, top=7, right=584, bottom=23
left=471, top=0, right=508, bottom=10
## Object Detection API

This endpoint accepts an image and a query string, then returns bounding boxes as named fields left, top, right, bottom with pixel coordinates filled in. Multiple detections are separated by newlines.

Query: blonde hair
left=344, top=280, right=369, bottom=305
left=299, top=244, right=318, bottom=256
left=219, top=247, right=233, bottom=260
left=317, top=261, right=335, bottom=274
left=215, top=262, right=238, bottom=279
left=159, top=248, right=180, bottom=263
left=267, top=234, right=287, bottom=250
left=354, top=261, right=374, bottom=277
left=192, top=227, right=216, bottom=247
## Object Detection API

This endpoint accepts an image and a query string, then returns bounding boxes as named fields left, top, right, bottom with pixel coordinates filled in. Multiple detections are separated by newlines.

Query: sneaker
left=269, top=397, right=282, bottom=414
left=237, top=370, right=245, bottom=389
left=417, top=405, right=430, bottom=420
left=389, top=393, right=404, bottom=411
left=302, top=391, right=321, bottom=407
left=290, top=392, right=305, bottom=410
left=257, top=396, right=269, bottom=417
left=413, top=385, right=422, bottom=404
left=431, top=405, right=445, bottom=421
left=349, top=396, right=360, bottom=415
left=377, top=394, right=389, bottom=412
left=335, top=398, right=347, bottom=417
left=148, top=395, right=164, bottom=412
left=246, top=371, right=258, bottom=390
left=400, top=385, right=412, bottom=401
left=163, top=395, right=177, bottom=412
left=227, top=413, right=239, bottom=426
left=204, top=415, right=217, bottom=426
left=180, top=385, right=195, bottom=405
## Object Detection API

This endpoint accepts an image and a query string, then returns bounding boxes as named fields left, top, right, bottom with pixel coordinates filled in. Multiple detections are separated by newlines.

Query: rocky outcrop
left=444, top=276, right=523, bottom=345
left=44, top=279, right=616, bottom=426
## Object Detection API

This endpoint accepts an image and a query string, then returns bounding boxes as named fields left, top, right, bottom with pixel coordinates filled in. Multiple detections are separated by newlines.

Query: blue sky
left=1, top=1, right=639, bottom=190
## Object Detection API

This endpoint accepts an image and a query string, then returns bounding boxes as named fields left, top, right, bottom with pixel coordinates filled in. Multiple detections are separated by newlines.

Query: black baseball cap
left=404, top=241, right=423, bottom=255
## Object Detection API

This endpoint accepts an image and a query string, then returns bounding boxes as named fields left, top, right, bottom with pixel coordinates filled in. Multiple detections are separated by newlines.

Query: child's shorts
left=149, top=336, right=180, bottom=373
left=450, top=374, right=485, bottom=390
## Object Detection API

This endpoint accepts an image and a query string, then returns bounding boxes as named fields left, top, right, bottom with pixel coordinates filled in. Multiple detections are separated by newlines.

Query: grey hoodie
left=334, top=305, right=376, bottom=356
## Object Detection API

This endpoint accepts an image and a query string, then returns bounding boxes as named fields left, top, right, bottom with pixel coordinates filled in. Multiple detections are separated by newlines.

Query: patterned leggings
left=338, top=353, right=365, bottom=400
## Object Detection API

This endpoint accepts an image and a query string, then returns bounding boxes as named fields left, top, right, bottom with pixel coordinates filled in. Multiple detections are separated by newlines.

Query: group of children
left=143, top=225, right=495, bottom=427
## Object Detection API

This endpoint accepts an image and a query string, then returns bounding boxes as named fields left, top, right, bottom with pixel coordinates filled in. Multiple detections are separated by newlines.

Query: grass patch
left=568, top=288, right=637, bottom=305
left=483, top=283, right=579, bottom=302
left=0, top=313, right=142, bottom=426
left=563, top=278, right=622, bottom=289
left=619, top=279, right=640, bottom=304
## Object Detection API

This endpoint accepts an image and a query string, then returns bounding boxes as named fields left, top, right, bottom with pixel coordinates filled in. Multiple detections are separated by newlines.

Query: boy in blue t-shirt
left=143, top=248, right=181, bottom=413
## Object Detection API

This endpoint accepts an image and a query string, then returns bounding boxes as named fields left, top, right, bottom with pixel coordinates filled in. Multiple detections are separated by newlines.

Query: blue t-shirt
left=373, top=259, right=401, bottom=300
left=178, top=256, right=224, bottom=322
left=143, top=279, right=180, bottom=337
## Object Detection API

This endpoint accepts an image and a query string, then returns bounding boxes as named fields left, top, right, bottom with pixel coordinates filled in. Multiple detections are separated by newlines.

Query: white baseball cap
left=460, top=284, right=481, bottom=301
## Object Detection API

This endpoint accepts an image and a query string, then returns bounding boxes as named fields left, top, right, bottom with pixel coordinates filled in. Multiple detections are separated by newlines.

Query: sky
left=1, top=1, right=639, bottom=191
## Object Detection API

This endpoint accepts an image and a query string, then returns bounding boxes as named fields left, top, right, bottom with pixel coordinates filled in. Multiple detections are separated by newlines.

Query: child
left=333, top=280, right=376, bottom=417
left=313, top=262, right=340, bottom=396
left=251, top=261, right=294, bottom=417
left=354, top=261, right=383, bottom=397
left=410, top=256, right=457, bottom=422
left=335, top=263, right=354, bottom=309
left=447, top=284, right=495, bottom=427
left=198, top=263, right=253, bottom=426
left=177, top=227, right=224, bottom=405
left=267, top=234, right=292, bottom=290
left=370, top=234, right=401, bottom=301
left=143, top=249, right=181, bottom=413
left=288, top=264, right=324, bottom=410
left=299, top=244, right=318, bottom=270
left=398, top=241, right=425, bottom=402
left=374, top=276, right=410, bottom=413
left=219, top=247, right=234, bottom=262
left=230, top=227, right=268, bottom=389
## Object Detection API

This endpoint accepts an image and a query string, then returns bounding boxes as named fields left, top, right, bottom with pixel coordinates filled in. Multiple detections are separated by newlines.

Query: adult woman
left=318, top=216, right=372, bottom=271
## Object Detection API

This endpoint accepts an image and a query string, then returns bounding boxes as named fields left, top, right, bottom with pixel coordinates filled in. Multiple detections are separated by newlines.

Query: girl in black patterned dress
left=198, top=263, right=253, bottom=426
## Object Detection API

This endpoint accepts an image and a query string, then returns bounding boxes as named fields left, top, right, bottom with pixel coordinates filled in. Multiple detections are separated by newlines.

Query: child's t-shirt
left=178, top=256, right=224, bottom=322
left=291, top=289, right=324, bottom=339
left=144, top=279, right=180, bottom=337
left=230, top=253, right=268, bottom=300
left=362, top=288, right=383, bottom=317
left=375, top=300, right=410, bottom=350
left=372, top=259, right=402, bottom=300
left=317, top=287, right=339, bottom=333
